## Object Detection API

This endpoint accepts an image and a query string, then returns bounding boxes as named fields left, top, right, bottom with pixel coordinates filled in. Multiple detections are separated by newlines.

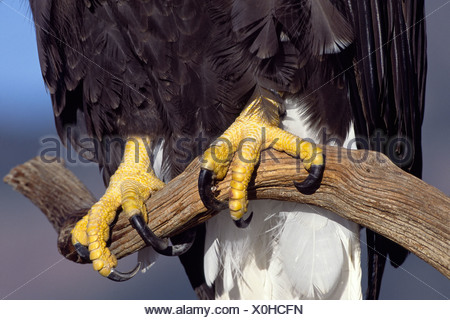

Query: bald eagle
left=29, top=0, right=426, bottom=299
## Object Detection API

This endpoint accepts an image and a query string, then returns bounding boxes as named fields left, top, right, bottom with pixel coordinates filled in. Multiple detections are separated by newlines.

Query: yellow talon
left=200, top=94, right=325, bottom=224
left=70, top=136, right=165, bottom=277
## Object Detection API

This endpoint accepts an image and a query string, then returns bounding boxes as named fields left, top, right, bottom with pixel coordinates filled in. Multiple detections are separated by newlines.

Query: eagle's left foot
left=199, top=96, right=324, bottom=227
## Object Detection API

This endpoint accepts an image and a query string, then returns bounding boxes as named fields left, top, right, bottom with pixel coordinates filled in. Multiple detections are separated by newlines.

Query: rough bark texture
left=4, top=147, right=450, bottom=277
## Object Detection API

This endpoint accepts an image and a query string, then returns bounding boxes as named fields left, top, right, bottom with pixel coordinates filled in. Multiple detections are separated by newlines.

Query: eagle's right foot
left=198, top=95, right=324, bottom=227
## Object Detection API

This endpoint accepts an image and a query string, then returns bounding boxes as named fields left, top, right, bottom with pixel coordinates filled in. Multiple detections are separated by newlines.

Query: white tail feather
left=204, top=201, right=362, bottom=299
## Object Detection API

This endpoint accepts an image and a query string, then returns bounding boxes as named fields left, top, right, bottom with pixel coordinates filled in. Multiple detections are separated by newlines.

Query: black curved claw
left=234, top=211, right=254, bottom=229
left=107, top=262, right=141, bottom=282
left=155, top=229, right=197, bottom=256
left=129, top=215, right=169, bottom=251
left=74, top=242, right=90, bottom=262
left=129, top=215, right=195, bottom=256
left=198, top=168, right=228, bottom=211
left=294, top=157, right=325, bottom=195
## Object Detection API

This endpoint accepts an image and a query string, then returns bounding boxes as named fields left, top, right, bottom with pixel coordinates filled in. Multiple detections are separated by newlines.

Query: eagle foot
left=71, top=137, right=177, bottom=281
left=198, top=96, right=324, bottom=226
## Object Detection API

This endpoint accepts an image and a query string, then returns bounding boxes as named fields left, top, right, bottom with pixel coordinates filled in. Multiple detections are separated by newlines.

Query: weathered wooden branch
left=4, top=147, right=450, bottom=278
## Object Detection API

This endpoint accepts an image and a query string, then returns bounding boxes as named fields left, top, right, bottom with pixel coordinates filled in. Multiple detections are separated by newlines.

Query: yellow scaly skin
left=71, top=137, right=165, bottom=277
left=201, top=96, right=324, bottom=221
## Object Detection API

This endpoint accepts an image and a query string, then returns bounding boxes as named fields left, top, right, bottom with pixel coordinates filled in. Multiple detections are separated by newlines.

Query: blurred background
left=0, top=1, right=448, bottom=299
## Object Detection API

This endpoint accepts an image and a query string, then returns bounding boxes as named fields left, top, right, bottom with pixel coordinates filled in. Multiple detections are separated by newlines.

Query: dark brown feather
left=346, top=0, right=426, bottom=299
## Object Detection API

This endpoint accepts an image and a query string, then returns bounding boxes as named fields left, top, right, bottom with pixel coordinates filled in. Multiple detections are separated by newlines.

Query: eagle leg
left=71, top=137, right=193, bottom=281
left=198, top=96, right=324, bottom=226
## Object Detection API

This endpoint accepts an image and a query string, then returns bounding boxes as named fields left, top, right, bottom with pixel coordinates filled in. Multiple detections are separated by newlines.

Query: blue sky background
left=0, top=1, right=449, bottom=299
